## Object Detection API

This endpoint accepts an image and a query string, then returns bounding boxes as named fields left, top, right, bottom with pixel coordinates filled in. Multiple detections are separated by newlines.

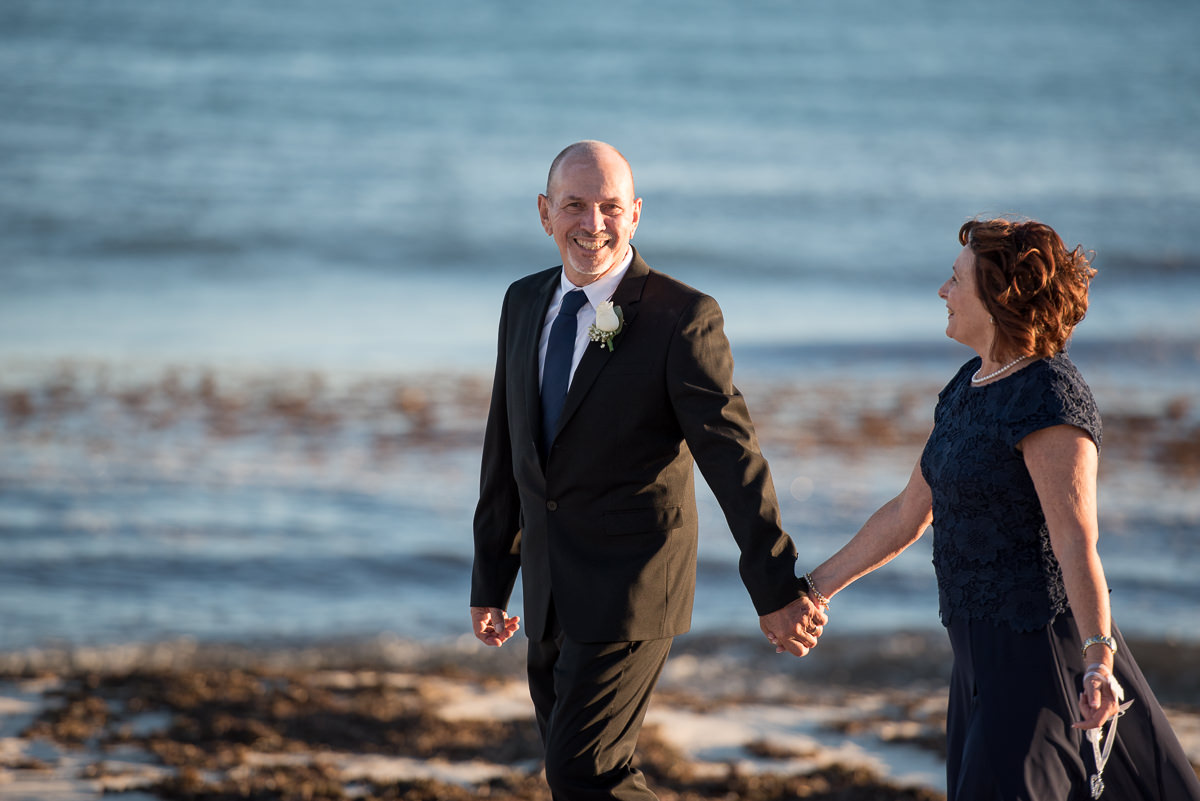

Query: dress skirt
left=945, top=611, right=1200, bottom=801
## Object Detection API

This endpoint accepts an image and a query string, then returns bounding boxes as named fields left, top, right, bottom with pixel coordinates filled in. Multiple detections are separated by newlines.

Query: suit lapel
left=521, top=270, right=561, bottom=449
left=554, top=250, right=649, bottom=440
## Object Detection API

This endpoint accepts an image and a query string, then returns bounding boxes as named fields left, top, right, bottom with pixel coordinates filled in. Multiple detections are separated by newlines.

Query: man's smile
left=573, top=236, right=610, bottom=251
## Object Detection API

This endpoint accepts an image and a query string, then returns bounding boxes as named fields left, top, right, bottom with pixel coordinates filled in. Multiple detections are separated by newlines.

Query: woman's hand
left=1074, top=665, right=1122, bottom=730
left=760, top=595, right=828, bottom=656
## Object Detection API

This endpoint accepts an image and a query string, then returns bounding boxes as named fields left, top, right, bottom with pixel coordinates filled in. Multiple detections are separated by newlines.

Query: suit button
left=546, top=500, right=558, bottom=511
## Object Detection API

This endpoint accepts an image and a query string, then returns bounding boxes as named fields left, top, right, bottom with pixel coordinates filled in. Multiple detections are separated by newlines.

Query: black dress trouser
left=526, top=604, right=674, bottom=801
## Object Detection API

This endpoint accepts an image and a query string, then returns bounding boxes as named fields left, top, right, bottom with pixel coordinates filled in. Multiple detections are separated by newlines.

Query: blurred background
left=2, top=0, right=1198, bottom=656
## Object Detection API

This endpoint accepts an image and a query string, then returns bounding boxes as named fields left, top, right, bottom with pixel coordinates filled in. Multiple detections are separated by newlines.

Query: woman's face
left=938, top=246, right=994, bottom=355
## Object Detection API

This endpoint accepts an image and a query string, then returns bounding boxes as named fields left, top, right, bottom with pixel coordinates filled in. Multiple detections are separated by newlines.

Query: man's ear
left=537, top=194, right=553, bottom=236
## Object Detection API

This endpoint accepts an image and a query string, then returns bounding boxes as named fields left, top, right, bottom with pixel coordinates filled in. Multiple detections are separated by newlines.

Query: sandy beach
left=2, top=633, right=1198, bottom=801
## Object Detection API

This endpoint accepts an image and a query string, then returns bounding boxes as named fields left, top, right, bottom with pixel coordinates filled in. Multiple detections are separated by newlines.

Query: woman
left=797, top=219, right=1200, bottom=799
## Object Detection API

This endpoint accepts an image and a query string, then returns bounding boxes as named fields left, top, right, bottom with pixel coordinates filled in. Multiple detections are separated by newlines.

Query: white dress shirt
left=537, top=248, right=633, bottom=390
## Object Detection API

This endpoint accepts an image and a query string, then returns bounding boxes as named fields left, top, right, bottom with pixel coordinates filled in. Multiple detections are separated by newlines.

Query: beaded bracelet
left=804, top=572, right=831, bottom=607
left=1081, top=635, right=1117, bottom=659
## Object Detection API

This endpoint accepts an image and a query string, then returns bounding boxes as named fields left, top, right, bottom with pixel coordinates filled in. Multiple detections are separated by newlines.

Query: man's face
left=537, top=149, right=641, bottom=286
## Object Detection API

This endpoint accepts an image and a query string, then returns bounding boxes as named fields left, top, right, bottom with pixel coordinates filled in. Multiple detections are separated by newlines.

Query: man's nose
left=581, top=205, right=605, bottom=233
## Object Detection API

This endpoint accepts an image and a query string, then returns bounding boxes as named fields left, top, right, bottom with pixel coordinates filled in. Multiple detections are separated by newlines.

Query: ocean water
left=1, top=0, right=1198, bottom=655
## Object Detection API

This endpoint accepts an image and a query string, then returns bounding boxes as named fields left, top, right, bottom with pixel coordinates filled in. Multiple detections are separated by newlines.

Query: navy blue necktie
left=541, top=289, right=588, bottom=456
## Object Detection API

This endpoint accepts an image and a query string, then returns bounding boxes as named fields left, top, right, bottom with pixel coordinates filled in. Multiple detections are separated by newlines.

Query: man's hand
left=471, top=606, right=520, bottom=647
left=760, top=595, right=828, bottom=657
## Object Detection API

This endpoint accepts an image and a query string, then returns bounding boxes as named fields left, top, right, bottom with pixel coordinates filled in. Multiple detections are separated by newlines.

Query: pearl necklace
left=971, top=355, right=1030, bottom=384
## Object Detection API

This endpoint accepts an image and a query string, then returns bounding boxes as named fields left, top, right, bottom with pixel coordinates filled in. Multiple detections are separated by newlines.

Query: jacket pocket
left=603, top=505, right=683, bottom=536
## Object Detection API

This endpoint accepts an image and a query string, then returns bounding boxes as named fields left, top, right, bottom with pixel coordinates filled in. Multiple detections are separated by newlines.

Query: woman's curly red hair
left=958, top=218, right=1096, bottom=361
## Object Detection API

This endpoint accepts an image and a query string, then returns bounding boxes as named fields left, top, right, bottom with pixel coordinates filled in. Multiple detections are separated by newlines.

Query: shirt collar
left=559, top=247, right=633, bottom=308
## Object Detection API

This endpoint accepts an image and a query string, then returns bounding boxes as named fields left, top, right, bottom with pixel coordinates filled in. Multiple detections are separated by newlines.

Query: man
left=470, top=140, right=826, bottom=800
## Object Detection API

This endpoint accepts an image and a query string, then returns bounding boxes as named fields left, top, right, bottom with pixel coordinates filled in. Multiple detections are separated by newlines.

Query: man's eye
left=602, top=205, right=622, bottom=215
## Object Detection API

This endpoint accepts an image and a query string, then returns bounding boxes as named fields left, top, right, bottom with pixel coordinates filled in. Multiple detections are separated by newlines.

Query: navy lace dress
left=920, top=353, right=1200, bottom=800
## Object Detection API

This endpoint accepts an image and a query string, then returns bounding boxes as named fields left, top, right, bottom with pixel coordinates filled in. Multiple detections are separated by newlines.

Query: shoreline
left=2, top=633, right=1198, bottom=801
left=3, top=358, right=1197, bottom=474
left=4, top=629, right=1199, bottom=706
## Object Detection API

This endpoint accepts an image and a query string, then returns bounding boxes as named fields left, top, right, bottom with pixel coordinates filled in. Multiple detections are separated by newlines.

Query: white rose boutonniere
left=588, top=300, right=624, bottom=352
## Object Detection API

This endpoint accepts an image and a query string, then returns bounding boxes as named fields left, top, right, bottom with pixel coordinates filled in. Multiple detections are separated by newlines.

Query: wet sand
left=2, top=635, right=1198, bottom=801
left=0, top=642, right=944, bottom=801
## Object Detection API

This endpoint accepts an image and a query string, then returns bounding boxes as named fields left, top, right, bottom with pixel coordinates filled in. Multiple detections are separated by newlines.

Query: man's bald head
left=546, top=141, right=634, bottom=198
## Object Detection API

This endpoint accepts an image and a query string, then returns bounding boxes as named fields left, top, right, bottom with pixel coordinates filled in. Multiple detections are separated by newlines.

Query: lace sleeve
left=1001, top=356, right=1102, bottom=452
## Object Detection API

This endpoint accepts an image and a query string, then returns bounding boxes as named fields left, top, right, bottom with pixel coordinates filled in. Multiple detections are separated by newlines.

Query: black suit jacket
left=471, top=248, right=805, bottom=642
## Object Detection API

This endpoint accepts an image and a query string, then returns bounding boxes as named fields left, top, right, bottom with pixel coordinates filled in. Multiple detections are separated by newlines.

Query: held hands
left=760, top=594, right=829, bottom=657
left=471, top=606, right=520, bottom=647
